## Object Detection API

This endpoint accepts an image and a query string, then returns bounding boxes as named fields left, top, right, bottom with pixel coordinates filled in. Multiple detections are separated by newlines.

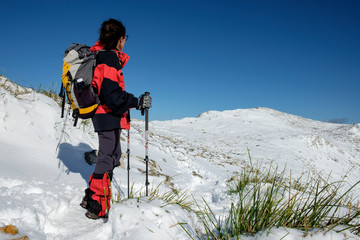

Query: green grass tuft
left=192, top=159, right=360, bottom=239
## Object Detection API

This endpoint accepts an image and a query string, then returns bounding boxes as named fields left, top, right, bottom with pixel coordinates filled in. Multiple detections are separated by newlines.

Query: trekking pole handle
left=140, top=92, right=151, bottom=116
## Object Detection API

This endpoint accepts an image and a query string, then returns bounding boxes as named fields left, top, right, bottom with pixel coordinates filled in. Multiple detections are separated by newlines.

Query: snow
left=1, top=75, right=360, bottom=239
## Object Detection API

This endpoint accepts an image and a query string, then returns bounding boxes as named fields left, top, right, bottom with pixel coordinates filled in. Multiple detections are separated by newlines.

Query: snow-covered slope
left=1, top=76, right=359, bottom=239
left=148, top=108, right=360, bottom=192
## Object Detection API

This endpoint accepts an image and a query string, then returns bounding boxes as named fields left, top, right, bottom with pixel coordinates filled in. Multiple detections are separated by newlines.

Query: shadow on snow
left=57, top=142, right=95, bottom=184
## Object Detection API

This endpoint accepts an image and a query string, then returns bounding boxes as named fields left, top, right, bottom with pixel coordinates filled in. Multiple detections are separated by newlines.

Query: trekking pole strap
left=60, top=85, right=66, bottom=118
left=72, top=109, right=79, bottom=127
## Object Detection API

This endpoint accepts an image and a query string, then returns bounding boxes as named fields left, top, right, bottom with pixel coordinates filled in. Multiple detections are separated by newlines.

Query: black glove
left=137, top=93, right=152, bottom=110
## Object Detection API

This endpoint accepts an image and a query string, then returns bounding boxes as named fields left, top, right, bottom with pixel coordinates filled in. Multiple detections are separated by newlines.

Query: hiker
left=80, top=18, right=148, bottom=219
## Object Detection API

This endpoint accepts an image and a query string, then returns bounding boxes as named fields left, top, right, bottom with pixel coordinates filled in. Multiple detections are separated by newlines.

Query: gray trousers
left=94, top=129, right=121, bottom=175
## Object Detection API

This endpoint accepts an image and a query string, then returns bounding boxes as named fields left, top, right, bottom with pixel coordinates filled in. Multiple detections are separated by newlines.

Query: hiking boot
left=80, top=199, right=87, bottom=209
left=84, top=150, right=98, bottom=165
left=80, top=188, right=91, bottom=209
left=85, top=211, right=107, bottom=220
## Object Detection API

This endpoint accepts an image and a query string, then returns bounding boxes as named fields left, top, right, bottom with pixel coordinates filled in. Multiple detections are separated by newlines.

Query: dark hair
left=99, top=18, right=126, bottom=50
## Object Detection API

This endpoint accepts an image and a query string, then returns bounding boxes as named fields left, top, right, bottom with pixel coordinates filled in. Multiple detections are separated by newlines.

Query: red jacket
left=90, top=41, right=138, bottom=132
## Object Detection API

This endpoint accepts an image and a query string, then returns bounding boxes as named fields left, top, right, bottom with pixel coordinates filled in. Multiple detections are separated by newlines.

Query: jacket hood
left=90, top=41, right=129, bottom=68
left=90, top=41, right=105, bottom=52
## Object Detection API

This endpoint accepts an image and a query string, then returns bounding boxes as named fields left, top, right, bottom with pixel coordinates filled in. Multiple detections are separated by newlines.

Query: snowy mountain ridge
left=148, top=107, right=360, bottom=189
left=1, top=76, right=360, bottom=239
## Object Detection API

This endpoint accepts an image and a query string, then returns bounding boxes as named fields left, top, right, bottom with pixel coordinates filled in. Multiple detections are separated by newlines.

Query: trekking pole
left=127, top=109, right=131, bottom=198
left=141, top=92, right=151, bottom=196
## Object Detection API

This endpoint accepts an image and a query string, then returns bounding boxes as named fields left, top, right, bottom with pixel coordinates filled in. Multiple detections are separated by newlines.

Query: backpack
left=60, top=43, right=99, bottom=126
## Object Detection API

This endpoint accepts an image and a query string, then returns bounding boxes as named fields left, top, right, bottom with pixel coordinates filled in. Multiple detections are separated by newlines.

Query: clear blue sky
left=0, top=0, right=359, bottom=123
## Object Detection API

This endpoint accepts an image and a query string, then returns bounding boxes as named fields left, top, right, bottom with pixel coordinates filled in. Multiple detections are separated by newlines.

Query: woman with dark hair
left=81, top=18, right=148, bottom=219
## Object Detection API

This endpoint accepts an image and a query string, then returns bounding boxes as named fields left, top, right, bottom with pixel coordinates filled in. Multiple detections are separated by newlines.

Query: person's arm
left=93, top=51, right=138, bottom=115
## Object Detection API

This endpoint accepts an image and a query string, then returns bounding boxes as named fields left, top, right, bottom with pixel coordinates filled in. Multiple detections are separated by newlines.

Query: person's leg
left=112, top=128, right=122, bottom=169
left=86, top=173, right=111, bottom=218
left=94, top=130, right=117, bottom=175
left=86, top=130, right=117, bottom=218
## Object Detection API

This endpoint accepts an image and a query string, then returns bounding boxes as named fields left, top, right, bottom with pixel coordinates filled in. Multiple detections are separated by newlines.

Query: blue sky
left=0, top=0, right=359, bottom=123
